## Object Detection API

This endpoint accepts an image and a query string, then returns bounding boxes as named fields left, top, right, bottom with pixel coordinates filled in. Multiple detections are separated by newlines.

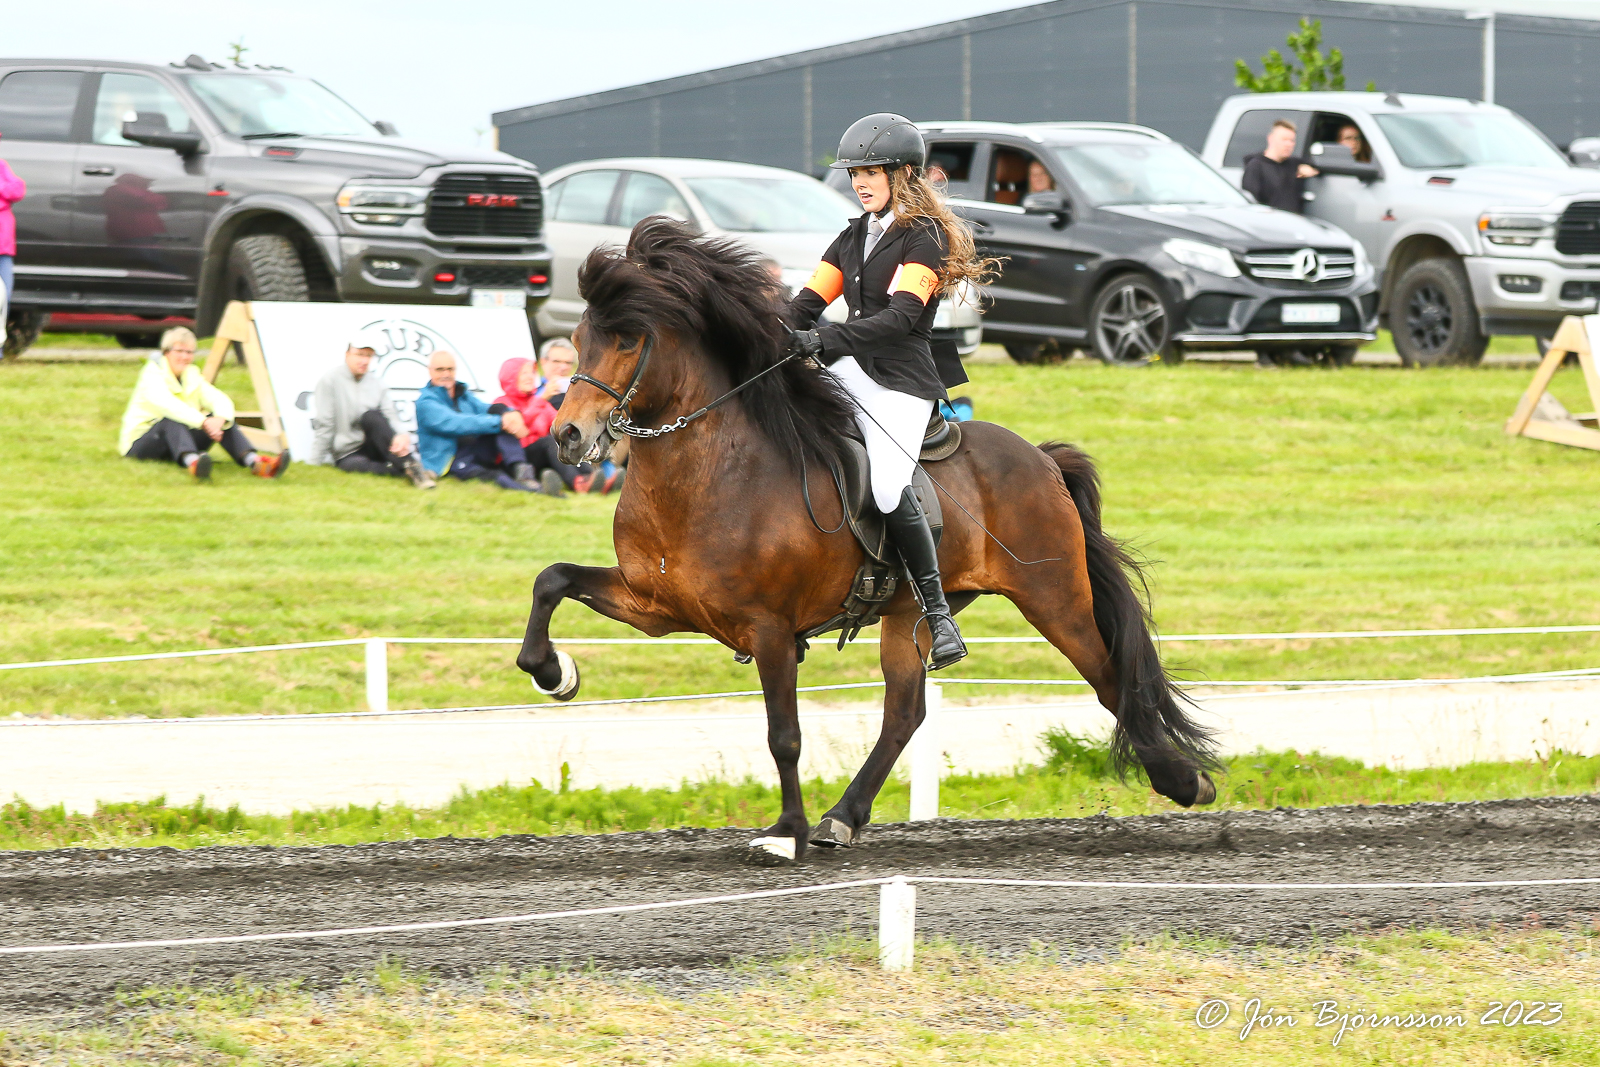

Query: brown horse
left=516, top=218, right=1216, bottom=864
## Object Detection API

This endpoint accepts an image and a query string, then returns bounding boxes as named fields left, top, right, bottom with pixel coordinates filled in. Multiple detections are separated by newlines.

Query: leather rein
left=572, top=334, right=801, bottom=441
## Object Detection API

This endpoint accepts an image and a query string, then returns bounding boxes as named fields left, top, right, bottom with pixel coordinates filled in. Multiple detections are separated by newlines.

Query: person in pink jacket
left=0, top=132, right=25, bottom=306
left=495, top=356, right=577, bottom=495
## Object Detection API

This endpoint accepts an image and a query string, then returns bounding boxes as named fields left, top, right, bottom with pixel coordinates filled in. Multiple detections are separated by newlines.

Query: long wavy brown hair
left=888, top=166, right=1002, bottom=295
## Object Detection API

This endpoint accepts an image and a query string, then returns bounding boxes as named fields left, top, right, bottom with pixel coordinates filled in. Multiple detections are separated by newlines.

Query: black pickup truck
left=1, top=56, right=552, bottom=356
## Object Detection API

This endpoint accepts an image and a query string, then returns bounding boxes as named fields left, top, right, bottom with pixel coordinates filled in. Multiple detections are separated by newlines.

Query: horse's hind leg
left=515, top=563, right=684, bottom=699
left=811, top=611, right=926, bottom=847
left=1003, top=567, right=1215, bottom=807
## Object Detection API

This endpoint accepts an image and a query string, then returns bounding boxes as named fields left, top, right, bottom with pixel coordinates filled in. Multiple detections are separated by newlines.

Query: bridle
left=570, top=331, right=800, bottom=441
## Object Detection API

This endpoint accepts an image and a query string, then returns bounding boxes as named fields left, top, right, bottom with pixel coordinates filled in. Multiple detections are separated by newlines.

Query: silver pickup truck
left=1202, top=92, right=1600, bottom=365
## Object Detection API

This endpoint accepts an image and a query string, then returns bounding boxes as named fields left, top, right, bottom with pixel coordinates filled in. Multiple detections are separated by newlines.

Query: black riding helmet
left=830, top=113, right=927, bottom=172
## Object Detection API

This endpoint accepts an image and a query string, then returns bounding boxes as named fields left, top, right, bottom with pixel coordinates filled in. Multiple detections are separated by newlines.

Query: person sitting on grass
left=495, top=356, right=572, bottom=496
left=415, top=349, right=547, bottom=493
left=534, top=337, right=577, bottom=408
left=312, top=331, right=434, bottom=489
left=531, top=337, right=624, bottom=494
left=118, top=326, right=288, bottom=482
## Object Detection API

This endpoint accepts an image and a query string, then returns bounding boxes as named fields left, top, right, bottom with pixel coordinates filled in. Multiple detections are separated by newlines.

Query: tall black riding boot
left=883, top=485, right=967, bottom=670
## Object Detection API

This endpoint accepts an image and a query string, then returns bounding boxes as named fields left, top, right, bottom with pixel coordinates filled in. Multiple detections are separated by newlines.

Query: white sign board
left=248, top=301, right=536, bottom=463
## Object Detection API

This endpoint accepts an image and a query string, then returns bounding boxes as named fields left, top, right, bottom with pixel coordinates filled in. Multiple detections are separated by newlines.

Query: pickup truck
left=1, top=56, right=552, bottom=357
left=1202, top=92, right=1600, bottom=365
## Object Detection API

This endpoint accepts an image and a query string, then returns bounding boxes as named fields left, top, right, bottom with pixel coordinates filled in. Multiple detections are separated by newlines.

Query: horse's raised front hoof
left=1194, top=771, right=1217, bottom=806
left=530, top=649, right=581, bottom=701
left=809, top=816, right=854, bottom=849
left=742, top=836, right=797, bottom=867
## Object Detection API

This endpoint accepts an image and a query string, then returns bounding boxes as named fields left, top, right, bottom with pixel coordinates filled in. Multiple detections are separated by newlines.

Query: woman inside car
left=784, top=113, right=996, bottom=670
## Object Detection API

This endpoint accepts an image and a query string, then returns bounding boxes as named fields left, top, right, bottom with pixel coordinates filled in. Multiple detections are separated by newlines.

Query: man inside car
left=1242, top=119, right=1318, bottom=214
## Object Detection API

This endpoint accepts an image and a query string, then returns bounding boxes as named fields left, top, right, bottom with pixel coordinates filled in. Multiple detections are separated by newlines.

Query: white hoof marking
left=532, top=649, right=579, bottom=700
left=748, top=836, right=796, bottom=862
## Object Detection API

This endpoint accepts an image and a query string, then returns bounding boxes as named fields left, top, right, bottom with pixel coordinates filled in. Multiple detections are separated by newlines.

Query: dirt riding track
left=4, top=797, right=1597, bottom=1017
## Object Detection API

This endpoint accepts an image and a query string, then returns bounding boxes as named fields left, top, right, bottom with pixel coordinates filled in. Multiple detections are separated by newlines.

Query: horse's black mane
left=577, top=216, right=856, bottom=475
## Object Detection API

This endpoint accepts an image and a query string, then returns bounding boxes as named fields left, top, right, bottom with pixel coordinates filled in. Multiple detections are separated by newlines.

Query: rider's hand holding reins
left=787, top=327, right=824, bottom=363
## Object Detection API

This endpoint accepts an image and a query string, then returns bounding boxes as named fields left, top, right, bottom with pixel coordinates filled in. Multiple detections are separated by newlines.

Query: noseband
left=570, top=332, right=801, bottom=442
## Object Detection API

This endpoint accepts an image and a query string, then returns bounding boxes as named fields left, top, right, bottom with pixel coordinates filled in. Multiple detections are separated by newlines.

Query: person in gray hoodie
left=311, top=332, right=434, bottom=488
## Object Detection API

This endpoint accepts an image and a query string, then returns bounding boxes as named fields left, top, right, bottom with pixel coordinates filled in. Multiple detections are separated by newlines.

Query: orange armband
left=802, top=262, right=844, bottom=303
left=888, top=262, right=941, bottom=304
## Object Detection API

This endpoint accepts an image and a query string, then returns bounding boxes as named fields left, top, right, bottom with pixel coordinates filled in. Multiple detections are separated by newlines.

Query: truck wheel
left=225, top=234, right=309, bottom=303
left=1089, top=274, right=1178, bottom=365
left=1391, top=258, right=1486, bottom=367
left=3, top=310, right=47, bottom=360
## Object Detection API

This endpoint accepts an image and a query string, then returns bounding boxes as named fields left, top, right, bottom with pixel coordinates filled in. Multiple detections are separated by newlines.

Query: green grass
left=1, top=351, right=1597, bottom=720
left=3, top=737, right=1595, bottom=851
left=5, top=928, right=1597, bottom=1064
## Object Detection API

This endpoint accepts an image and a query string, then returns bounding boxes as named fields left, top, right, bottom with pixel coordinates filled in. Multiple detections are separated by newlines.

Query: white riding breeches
left=826, top=356, right=934, bottom=513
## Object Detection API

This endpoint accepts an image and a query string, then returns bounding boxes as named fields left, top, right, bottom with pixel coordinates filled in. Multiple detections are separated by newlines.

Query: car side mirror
left=1568, top=137, right=1600, bottom=168
left=1308, top=142, right=1381, bottom=183
left=1021, top=190, right=1070, bottom=224
left=122, top=119, right=203, bottom=156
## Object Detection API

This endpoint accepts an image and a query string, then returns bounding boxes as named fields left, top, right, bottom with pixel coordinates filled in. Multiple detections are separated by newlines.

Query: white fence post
left=908, top=680, right=941, bottom=821
left=878, top=876, right=917, bottom=971
left=365, top=639, right=388, bottom=713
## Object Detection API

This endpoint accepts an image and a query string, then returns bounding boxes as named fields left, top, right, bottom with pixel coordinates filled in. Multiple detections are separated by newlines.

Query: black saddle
left=799, top=409, right=963, bottom=651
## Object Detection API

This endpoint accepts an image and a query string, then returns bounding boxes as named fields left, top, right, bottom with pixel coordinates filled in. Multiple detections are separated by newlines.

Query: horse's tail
left=1038, top=441, right=1220, bottom=782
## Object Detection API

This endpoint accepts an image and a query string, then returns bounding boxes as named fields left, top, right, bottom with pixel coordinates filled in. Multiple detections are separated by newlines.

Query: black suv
left=833, top=121, right=1379, bottom=364
left=1, top=56, right=552, bottom=355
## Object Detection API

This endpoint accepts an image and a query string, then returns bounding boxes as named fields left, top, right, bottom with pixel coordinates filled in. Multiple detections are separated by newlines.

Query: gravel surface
left=3, top=796, right=1597, bottom=1019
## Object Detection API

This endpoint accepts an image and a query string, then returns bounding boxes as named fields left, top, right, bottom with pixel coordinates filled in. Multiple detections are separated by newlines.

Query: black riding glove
left=787, top=327, right=824, bottom=362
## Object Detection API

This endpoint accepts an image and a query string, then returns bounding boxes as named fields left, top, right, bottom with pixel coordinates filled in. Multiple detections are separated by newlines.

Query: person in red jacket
left=497, top=355, right=624, bottom=495
left=496, top=357, right=573, bottom=495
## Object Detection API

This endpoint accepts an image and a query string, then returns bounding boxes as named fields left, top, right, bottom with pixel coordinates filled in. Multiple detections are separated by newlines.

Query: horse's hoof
left=809, top=817, right=854, bottom=848
left=743, top=836, right=796, bottom=867
left=531, top=649, right=580, bottom=701
left=1194, top=772, right=1217, bottom=806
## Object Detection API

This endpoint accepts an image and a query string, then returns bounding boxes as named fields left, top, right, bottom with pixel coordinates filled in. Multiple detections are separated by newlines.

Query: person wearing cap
left=783, top=113, right=997, bottom=671
left=119, top=326, right=289, bottom=481
left=311, top=331, right=433, bottom=488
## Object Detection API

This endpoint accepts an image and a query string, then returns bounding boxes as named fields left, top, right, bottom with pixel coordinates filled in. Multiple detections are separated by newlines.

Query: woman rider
left=785, top=113, right=995, bottom=671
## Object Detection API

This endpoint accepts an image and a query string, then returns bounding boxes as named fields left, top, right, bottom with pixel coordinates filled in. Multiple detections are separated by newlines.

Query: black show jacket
left=785, top=213, right=950, bottom=402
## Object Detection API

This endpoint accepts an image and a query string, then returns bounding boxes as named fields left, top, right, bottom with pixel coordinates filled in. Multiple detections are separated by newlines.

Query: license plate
left=1282, top=302, right=1342, bottom=324
left=470, top=288, right=527, bottom=309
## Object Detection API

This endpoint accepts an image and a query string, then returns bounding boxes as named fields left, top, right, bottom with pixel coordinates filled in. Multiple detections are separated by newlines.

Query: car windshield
left=683, top=177, right=857, bottom=232
left=1053, top=142, right=1246, bottom=207
left=183, top=73, right=375, bottom=137
left=1373, top=112, right=1567, bottom=169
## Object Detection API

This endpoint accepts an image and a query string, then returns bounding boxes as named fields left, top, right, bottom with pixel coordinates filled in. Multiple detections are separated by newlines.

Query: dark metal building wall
left=1134, top=4, right=1483, bottom=147
left=1500, top=26, right=1599, bottom=145
left=657, top=70, right=807, bottom=168
left=497, top=100, right=656, bottom=168
left=968, top=5, right=1130, bottom=126
left=810, top=37, right=968, bottom=170
left=496, top=0, right=1600, bottom=172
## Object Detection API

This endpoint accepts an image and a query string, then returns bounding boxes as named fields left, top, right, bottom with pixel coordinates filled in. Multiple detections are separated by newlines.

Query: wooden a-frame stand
left=199, top=300, right=289, bottom=455
left=1504, top=315, right=1600, bottom=451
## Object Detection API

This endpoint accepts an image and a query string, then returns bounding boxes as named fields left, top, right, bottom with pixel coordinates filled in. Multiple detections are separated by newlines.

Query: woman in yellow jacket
left=118, top=327, right=288, bottom=481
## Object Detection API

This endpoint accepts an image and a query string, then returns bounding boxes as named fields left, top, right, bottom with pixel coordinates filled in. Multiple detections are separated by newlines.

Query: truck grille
left=1555, top=202, right=1600, bottom=256
left=461, top=266, right=532, bottom=288
left=1242, top=248, right=1357, bottom=286
left=426, top=174, right=542, bottom=239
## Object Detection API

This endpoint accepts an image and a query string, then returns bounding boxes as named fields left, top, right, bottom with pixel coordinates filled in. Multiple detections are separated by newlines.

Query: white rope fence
left=4, top=871, right=1596, bottom=971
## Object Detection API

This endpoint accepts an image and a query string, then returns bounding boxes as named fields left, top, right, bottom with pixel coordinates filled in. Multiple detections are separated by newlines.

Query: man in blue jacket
left=414, top=350, right=541, bottom=492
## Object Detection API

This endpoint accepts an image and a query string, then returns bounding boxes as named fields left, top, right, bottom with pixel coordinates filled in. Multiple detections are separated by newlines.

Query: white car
left=536, top=157, right=982, bottom=355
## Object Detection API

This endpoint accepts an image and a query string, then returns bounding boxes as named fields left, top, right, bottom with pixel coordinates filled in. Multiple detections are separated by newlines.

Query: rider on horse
left=784, top=113, right=994, bottom=672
